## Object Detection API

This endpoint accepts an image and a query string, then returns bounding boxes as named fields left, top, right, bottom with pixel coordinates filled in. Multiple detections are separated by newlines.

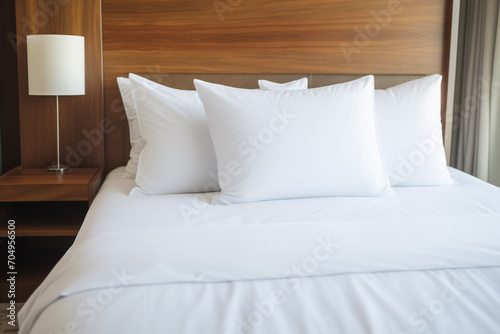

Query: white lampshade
left=27, top=34, right=85, bottom=96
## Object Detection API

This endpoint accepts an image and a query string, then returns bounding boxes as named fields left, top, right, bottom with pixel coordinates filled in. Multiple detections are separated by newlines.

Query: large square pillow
left=117, top=77, right=146, bottom=179
left=129, top=74, right=219, bottom=196
left=194, top=75, right=392, bottom=204
left=375, top=75, right=453, bottom=186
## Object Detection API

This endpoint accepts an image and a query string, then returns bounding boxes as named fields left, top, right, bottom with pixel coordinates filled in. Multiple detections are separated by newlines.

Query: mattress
left=19, top=167, right=500, bottom=334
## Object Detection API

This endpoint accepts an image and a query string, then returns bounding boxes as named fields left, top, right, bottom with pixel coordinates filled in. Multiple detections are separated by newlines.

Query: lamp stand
left=47, top=95, right=69, bottom=173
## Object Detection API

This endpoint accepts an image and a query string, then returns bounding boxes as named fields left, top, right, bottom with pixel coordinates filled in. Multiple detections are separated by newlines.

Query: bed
left=18, top=164, right=500, bottom=333
left=16, top=0, right=500, bottom=333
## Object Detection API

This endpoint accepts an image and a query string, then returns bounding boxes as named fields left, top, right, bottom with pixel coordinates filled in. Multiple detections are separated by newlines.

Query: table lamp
left=27, top=34, right=85, bottom=173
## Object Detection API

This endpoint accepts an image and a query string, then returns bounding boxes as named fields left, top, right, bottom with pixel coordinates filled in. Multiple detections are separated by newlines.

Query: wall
left=15, top=0, right=104, bottom=169
left=10, top=0, right=453, bottom=172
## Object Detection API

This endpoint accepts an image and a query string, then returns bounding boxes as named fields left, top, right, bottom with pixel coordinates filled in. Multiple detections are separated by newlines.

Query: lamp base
left=47, top=164, right=70, bottom=173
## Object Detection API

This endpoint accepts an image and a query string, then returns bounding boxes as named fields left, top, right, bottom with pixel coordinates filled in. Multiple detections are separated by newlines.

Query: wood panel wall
left=16, top=0, right=104, bottom=169
left=102, top=0, right=453, bottom=172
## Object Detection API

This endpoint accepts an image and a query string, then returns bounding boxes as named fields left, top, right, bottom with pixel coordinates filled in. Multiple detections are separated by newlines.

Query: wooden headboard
left=102, top=0, right=453, bottom=172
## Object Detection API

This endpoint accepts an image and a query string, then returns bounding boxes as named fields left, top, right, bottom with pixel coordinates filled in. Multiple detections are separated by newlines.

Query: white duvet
left=19, top=167, right=500, bottom=334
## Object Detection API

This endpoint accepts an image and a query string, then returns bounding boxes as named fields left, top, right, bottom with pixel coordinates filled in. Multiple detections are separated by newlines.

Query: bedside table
left=0, top=167, right=103, bottom=301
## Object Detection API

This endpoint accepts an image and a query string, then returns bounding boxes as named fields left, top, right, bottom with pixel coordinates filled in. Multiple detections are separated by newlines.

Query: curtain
left=451, top=0, right=500, bottom=186
left=490, top=6, right=500, bottom=186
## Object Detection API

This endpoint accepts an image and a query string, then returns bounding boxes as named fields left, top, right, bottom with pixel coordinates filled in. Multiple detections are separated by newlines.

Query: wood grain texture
left=0, top=167, right=99, bottom=202
left=16, top=0, right=104, bottom=169
left=102, top=0, right=447, bottom=73
left=102, top=0, right=452, bottom=171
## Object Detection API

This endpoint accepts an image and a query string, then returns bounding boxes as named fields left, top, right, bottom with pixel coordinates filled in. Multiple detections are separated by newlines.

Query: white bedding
left=19, top=167, right=500, bottom=334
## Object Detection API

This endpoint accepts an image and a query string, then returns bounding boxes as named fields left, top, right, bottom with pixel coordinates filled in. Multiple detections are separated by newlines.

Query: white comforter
left=19, top=168, right=500, bottom=334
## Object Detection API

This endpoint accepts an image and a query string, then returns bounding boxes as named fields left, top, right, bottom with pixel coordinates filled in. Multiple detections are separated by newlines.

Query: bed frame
left=101, top=0, right=453, bottom=172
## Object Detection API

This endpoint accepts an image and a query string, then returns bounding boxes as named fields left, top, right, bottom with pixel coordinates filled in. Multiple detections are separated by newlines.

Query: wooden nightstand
left=0, top=167, right=103, bottom=301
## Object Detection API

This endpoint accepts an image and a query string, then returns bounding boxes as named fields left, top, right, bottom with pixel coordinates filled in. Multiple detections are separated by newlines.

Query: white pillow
left=129, top=74, right=219, bottom=196
left=375, top=75, right=453, bottom=186
left=258, top=77, right=308, bottom=90
left=194, top=76, right=392, bottom=205
left=117, top=77, right=146, bottom=178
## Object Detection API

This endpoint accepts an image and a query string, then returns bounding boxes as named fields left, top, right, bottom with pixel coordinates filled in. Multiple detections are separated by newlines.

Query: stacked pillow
left=126, top=74, right=219, bottom=195
left=195, top=76, right=392, bottom=204
left=258, top=77, right=308, bottom=90
left=117, top=74, right=452, bottom=204
left=116, top=77, right=145, bottom=179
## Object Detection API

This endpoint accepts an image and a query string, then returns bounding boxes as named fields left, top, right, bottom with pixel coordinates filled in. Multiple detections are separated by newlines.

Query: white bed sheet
left=19, top=167, right=500, bottom=334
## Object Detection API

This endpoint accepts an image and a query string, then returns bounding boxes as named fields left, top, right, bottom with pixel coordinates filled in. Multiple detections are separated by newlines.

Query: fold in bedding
left=19, top=213, right=500, bottom=333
